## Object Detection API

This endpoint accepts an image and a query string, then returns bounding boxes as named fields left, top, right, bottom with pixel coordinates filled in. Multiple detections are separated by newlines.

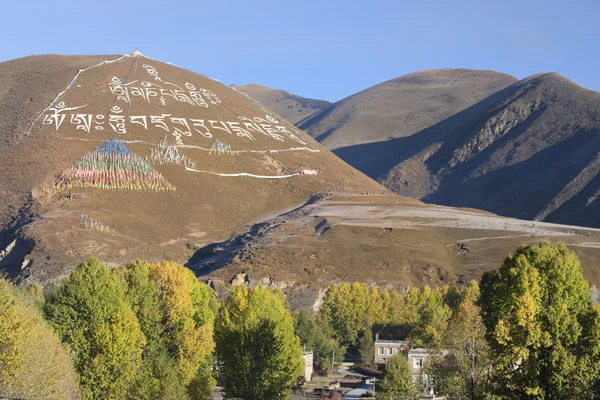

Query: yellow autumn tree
left=215, top=285, right=303, bottom=399
left=411, top=285, right=452, bottom=346
left=0, top=277, right=81, bottom=399
left=320, top=282, right=390, bottom=346
left=321, top=282, right=451, bottom=348
left=147, top=260, right=216, bottom=397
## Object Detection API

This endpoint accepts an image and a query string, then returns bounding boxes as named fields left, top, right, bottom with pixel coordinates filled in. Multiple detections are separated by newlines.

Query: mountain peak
left=233, top=83, right=270, bottom=90
left=299, top=68, right=518, bottom=150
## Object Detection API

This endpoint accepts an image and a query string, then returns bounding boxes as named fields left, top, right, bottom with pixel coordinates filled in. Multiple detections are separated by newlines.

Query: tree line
left=0, top=241, right=599, bottom=399
left=0, top=259, right=301, bottom=400
left=313, top=241, right=600, bottom=400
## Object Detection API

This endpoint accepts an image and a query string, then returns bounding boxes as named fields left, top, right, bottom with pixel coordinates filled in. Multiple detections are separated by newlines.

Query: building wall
left=408, top=349, right=433, bottom=394
left=408, top=349, right=430, bottom=375
left=302, top=352, right=314, bottom=382
left=374, top=341, right=405, bottom=364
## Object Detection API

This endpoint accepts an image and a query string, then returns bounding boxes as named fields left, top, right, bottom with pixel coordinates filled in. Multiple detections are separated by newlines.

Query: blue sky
left=1, top=0, right=598, bottom=102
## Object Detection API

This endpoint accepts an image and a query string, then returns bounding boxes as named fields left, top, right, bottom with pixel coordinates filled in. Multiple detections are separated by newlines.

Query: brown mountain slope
left=342, top=73, right=600, bottom=228
left=300, top=68, right=600, bottom=229
left=194, top=193, right=600, bottom=309
left=0, top=53, right=379, bottom=282
left=231, top=83, right=331, bottom=124
left=298, top=69, right=517, bottom=149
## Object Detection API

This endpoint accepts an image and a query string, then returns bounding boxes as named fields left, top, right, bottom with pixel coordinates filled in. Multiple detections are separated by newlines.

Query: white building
left=374, top=339, right=408, bottom=364
left=408, top=348, right=440, bottom=396
left=301, top=351, right=313, bottom=382
left=408, top=348, right=430, bottom=380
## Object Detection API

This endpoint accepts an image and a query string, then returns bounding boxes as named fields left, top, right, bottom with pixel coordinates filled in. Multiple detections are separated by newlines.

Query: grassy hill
left=298, top=69, right=517, bottom=149
left=0, top=53, right=378, bottom=283
left=300, top=69, right=600, bottom=229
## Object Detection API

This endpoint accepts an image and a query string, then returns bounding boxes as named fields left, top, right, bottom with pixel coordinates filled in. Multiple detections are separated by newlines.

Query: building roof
left=408, top=348, right=431, bottom=355
left=375, top=339, right=407, bottom=345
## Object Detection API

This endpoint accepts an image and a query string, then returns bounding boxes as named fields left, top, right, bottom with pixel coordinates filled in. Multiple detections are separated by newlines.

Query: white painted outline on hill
left=28, top=54, right=133, bottom=132
left=184, top=167, right=300, bottom=179
left=27, top=51, right=181, bottom=133
left=55, top=137, right=320, bottom=154
left=176, top=144, right=320, bottom=154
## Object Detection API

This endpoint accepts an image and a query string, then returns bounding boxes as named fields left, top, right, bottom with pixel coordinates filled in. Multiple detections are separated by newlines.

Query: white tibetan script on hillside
left=38, top=62, right=307, bottom=146
left=108, top=76, right=221, bottom=109
left=41, top=103, right=306, bottom=146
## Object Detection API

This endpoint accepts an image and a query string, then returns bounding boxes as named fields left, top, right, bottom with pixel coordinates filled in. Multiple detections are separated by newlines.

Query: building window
left=378, top=347, right=384, bottom=355
left=393, top=347, right=398, bottom=355
left=387, top=348, right=393, bottom=355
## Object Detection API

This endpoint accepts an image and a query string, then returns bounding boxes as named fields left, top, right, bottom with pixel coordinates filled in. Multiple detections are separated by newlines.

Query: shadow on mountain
left=296, top=100, right=339, bottom=130
left=426, top=128, right=600, bottom=226
left=545, top=167, right=600, bottom=227
left=331, top=73, right=600, bottom=227
left=332, top=81, right=526, bottom=179
left=298, top=101, right=356, bottom=143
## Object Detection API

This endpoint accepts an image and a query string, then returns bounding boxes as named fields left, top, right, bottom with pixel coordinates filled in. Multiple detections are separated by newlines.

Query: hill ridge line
left=28, top=54, right=133, bottom=133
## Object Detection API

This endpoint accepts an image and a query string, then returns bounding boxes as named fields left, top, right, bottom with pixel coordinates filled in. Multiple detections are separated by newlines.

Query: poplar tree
left=480, top=241, right=600, bottom=399
left=0, top=278, right=80, bottom=399
left=429, top=298, right=491, bottom=400
left=119, top=259, right=217, bottom=399
left=147, top=260, right=216, bottom=398
left=44, top=258, right=146, bottom=399
left=293, top=309, right=345, bottom=373
left=320, top=282, right=389, bottom=346
left=215, top=286, right=302, bottom=399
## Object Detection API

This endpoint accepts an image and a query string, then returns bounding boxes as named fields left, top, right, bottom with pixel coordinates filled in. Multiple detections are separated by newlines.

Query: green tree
left=294, top=309, right=319, bottom=352
left=480, top=241, right=600, bottom=399
left=127, top=344, right=189, bottom=400
left=358, top=328, right=375, bottom=366
left=429, top=299, right=491, bottom=400
left=44, top=258, right=146, bottom=399
left=119, top=260, right=216, bottom=399
left=376, top=355, right=418, bottom=400
left=0, top=277, right=81, bottom=399
left=293, top=309, right=345, bottom=372
left=117, top=260, right=163, bottom=345
left=442, top=285, right=463, bottom=311
left=215, top=286, right=303, bottom=399
left=313, top=311, right=346, bottom=373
